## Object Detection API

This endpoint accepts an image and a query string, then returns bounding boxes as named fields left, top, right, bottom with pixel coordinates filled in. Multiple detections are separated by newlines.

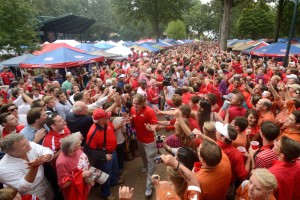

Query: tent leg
left=65, top=68, right=68, bottom=74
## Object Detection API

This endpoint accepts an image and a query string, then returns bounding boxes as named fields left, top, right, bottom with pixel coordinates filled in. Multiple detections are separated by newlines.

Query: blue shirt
left=20, top=124, right=49, bottom=143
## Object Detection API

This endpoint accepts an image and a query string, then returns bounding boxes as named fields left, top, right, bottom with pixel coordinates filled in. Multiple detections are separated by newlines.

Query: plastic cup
left=251, top=141, right=259, bottom=150
left=237, top=146, right=246, bottom=154
left=194, top=161, right=202, bottom=173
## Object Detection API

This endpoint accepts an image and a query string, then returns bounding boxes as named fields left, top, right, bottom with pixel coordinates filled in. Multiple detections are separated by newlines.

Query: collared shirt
left=269, top=160, right=300, bottom=200
left=131, top=105, right=158, bottom=143
left=0, top=142, right=53, bottom=196
left=86, top=122, right=117, bottom=152
left=254, top=144, right=278, bottom=169
left=2, top=125, right=24, bottom=138
left=217, top=141, right=248, bottom=182
left=20, top=124, right=50, bottom=142
left=55, top=100, right=72, bottom=120
left=280, top=128, right=300, bottom=143
left=258, top=112, right=275, bottom=126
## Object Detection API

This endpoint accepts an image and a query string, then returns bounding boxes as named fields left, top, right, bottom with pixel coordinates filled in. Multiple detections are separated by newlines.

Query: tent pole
left=65, top=68, right=68, bottom=74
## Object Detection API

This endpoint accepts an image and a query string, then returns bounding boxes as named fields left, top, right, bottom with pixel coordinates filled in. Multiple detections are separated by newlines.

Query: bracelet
left=175, top=161, right=180, bottom=171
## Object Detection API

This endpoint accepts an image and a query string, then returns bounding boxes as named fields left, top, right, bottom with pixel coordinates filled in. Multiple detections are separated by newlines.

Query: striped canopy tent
left=129, top=45, right=149, bottom=52
left=89, top=50, right=121, bottom=58
left=242, top=41, right=269, bottom=55
left=232, top=40, right=257, bottom=51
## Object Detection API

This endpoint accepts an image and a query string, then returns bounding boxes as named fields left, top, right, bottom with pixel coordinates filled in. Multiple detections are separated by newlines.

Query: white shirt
left=137, top=87, right=147, bottom=98
left=111, top=117, right=125, bottom=144
left=18, top=103, right=31, bottom=115
left=0, top=142, right=54, bottom=198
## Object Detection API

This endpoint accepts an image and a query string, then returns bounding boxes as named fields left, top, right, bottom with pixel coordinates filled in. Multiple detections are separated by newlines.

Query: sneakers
left=106, top=194, right=116, bottom=200
left=145, top=188, right=153, bottom=197
left=141, top=166, right=147, bottom=173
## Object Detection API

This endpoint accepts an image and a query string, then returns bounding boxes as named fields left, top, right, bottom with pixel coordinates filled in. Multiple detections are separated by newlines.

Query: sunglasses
left=8, top=107, right=18, bottom=112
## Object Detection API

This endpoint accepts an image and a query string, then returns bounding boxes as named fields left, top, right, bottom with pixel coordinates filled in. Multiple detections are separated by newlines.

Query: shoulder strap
left=86, top=125, right=99, bottom=146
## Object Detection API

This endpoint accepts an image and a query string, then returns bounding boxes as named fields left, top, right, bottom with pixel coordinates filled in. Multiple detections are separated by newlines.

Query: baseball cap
left=215, top=122, right=231, bottom=140
left=106, top=79, right=112, bottom=85
left=93, top=108, right=111, bottom=121
left=286, top=74, right=298, bottom=79
left=118, top=74, right=126, bottom=78
left=223, top=93, right=234, bottom=101
left=288, top=84, right=300, bottom=90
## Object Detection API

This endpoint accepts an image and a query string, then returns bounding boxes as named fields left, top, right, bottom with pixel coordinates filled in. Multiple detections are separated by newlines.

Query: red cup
left=194, top=162, right=202, bottom=173
left=237, top=146, right=246, bottom=154
left=251, top=141, right=259, bottom=150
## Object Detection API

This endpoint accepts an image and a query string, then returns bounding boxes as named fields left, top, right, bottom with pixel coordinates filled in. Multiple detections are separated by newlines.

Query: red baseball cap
left=93, top=109, right=111, bottom=120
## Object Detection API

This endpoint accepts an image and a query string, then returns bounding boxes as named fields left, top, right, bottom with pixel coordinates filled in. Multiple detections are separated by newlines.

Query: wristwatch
left=188, top=133, right=196, bottom=140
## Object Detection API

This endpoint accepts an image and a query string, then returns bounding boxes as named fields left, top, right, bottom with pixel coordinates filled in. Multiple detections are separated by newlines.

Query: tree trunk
left=153, top=0, right=159, bottom=43
left=274, top=0, right=285, bottom=42
left=220, top=0, right=233, bottom=51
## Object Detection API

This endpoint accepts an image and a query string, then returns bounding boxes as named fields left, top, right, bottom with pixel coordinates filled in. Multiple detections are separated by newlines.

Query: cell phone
left=154, top=155, right=163, bottom=164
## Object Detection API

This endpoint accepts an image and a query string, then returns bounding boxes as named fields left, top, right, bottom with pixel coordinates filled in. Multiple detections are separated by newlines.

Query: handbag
left=84, top=124, right=107, bottom=162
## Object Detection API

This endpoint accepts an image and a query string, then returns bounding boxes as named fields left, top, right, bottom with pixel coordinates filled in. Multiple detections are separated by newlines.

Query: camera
left=154, top=155, right=163, bottom=164
left=156, top=135, right=164, bottom=143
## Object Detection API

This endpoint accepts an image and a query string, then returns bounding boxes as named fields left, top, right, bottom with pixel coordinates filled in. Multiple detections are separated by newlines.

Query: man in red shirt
left=131, top=94, right=158, bottom=197
left=0, top=66, right=15, bottom=85
left=147, top=79, right=161, bottom=109
left=42, top=113, right=70, bottom=200
left=0, top=113, right=24, bottom=137
left=269, top=136, right=300, bottom=200
left=85, top=108, right=120, bottom=200
left=247, top=121, right=279, bottom=170
left=220, top=93, right=246, bottom=123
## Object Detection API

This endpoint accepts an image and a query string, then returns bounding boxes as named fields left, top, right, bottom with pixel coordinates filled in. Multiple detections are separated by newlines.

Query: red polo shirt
left=254, top=144, right=278, bottom=169
left=217, top=141, right=248, bottom=182
left=86, top=122, right=117, bottom=152
left=147, top=87, right=159, bottom=104
left=131, top=105, right=158, bottom=143
left=42, top=127, right=70, bottom=152
left=269, top=160, right=300, bottom=200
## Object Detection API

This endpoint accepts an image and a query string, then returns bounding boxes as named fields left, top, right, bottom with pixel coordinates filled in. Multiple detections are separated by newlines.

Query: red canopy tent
left=33, top=43, right=84, bottom=55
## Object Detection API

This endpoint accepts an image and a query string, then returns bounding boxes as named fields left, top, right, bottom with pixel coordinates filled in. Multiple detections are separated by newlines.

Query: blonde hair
left=133, top=94, right=147, bottom=107
left=203, top=121, right=216, bottom=141
left=0, top=187, right=18, bottom=200
left=43, top=96, right=54, bottom=104
left=167, top=166, right=187, bottom=199
left=251, top=168, right=277, bottom=191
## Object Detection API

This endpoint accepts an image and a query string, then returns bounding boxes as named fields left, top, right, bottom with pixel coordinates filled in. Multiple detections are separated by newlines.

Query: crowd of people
left=0, top=42, right=299, bottom=200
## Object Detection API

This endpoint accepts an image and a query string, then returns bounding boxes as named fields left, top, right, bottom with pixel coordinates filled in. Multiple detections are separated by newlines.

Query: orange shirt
left=280, top=128, right=300, bottom=143
left=233, top=132, right=248, bottom=148
left=156, top=181, right=181, bottom=200
left=196, top=152, right=232, bottom=200
left=258, top=112, right=275, bottom=126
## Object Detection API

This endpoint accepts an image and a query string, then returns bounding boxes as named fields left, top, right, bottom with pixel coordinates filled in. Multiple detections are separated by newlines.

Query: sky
left=200, top=0, right=211, bottom=4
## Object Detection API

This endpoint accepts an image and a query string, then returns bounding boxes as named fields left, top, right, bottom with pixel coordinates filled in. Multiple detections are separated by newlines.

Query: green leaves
left=165, top=20, right=186, bottom=39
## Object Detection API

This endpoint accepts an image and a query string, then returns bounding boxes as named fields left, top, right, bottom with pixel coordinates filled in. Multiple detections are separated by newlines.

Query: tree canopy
left=0, top=0, right=39, bottom=55
left=165, top=20, right=186, bottom=40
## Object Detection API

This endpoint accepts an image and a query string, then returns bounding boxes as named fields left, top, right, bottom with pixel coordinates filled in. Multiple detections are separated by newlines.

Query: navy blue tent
left=251, top=43, right=300, bottom=57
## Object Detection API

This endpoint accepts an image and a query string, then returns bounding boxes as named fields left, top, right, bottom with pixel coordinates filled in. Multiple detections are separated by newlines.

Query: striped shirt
left=254, top=144, right=278, bottom=169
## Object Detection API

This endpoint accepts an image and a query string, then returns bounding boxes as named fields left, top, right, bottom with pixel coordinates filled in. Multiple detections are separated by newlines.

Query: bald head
left=72, top=101, right=88, bottom=115
left=52, top=81, right=60, bottom=87
left=256, top=99, right=272, bottom=112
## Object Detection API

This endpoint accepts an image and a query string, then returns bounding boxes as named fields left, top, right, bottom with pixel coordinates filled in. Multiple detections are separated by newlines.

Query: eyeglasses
left=8, top=107, right=18, bottom=112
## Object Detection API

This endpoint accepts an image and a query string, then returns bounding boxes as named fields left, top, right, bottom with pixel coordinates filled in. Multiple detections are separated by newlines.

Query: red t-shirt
left=0, top=71, right=15, bottom=85
left=220, top=105, right=246, bottom=123
left=269, top=160, right=300, bottom=200
left=182, top=92, right=193, bottom=104
left=131, top=106, right=158, bottom=143
left=217, top=141, right=248, bottom=182
left=42, top=127, right=71, bottom=152
left=86, top=122, right=117, bottom=152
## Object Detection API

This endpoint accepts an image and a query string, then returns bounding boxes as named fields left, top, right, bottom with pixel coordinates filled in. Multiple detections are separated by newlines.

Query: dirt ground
left=88, top=149, right=169, bottom=200
left=88, top=125, right=170, bottom=200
